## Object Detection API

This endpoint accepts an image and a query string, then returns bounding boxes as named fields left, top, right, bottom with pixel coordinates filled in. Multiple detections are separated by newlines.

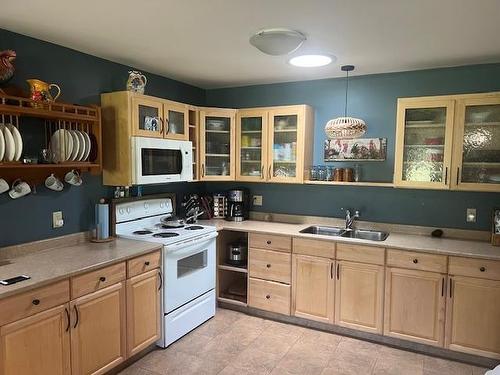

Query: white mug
left=9, top=179, right=32, bottom=199
left=64, top=169, right=82, bottom=186
left=0, top=178, right=8, bottom=194
left=45, top=174, right=64, bottom=192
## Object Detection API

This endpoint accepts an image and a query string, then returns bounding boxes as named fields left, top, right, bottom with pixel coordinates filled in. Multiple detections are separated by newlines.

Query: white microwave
left=131, top=137, right=193, bottom=184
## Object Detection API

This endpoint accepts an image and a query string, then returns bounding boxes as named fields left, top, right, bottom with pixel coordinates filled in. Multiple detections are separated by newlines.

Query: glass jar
left=318, top=166, right=327, bottom=181
left=354, top=164, right=361, bottom=182
left=309, top=166, right=318, bottom=181
left=325, top=166, right=334, bottom=181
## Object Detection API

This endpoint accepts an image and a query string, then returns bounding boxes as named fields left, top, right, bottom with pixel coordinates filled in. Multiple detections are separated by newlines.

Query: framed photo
left=492, top=209, right=500, bottom=246
left=324, top=138, right=387, bottom=161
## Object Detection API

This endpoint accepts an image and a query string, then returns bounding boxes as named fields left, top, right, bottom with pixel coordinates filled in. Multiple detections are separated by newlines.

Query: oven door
left=132, top=137, right=193, bottom=184
left=163, top=232, right=217, bottom=313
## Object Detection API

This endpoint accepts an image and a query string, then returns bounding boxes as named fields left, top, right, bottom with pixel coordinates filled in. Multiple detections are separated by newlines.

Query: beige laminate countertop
left=198, top=219, right=500, bottom=261
left=0, top=238, right=162, bottom=300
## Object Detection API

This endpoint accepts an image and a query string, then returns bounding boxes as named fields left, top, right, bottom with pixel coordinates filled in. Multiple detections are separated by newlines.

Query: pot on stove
left=227, top=242, right=247, bottom=266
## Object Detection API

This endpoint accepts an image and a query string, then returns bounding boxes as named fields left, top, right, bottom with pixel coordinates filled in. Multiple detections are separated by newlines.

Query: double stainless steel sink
left=300, top=225, right=389, bottom=242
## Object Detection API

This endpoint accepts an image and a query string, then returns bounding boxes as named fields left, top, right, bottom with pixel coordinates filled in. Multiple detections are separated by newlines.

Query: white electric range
left=115, top=198, right=217, bottom=348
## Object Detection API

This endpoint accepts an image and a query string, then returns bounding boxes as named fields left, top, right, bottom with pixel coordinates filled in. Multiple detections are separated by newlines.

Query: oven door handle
left=164, top=232, right=218, bottom=252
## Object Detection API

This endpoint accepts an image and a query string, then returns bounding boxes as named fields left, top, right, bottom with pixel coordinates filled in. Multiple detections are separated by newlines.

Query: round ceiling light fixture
left=288, top=54, right=333, bottom=68
left=249, top=28, right=306, bottom=56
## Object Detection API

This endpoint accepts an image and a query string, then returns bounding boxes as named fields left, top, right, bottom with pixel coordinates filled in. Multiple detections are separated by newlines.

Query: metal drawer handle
left=65, top=307, right=71, bottom=332
left=73, top=306, right=79, bottom=328
left=266, top=240, right=272, bottom=245
left=266, top=264, right=271, bottom=268
left=32, top=299, right=40, bottom=306
left=480, top=267, right=486, bottom=272
left=265, top=295, right=271, bottom=299
left=413, top=259, right=418, bottom=264
left=99, top=276, right=106, bottom=282
left=158, top=270, right=163, bottom=291
left=145, top=261, right=150, bottom=266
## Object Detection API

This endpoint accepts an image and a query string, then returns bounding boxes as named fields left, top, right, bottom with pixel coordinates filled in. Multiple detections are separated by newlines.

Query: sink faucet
left=345, top=210, right=360, bottom=230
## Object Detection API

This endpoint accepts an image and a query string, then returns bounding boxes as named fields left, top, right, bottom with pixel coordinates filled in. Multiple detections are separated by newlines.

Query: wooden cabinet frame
left=163, top=100, right=189, bottom=141
left=131, top=95, right=164, bottom=138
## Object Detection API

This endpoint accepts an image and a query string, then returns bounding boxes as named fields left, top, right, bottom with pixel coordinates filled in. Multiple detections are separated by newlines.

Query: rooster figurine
left=0, top=50, right=16, bottom=84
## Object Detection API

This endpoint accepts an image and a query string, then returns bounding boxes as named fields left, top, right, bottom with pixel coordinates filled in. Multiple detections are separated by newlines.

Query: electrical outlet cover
left=253, top=195, right=263, bottom=206
left=52, top=211, right=64, bottom=228
left=466, top=208, right=476, bottom=223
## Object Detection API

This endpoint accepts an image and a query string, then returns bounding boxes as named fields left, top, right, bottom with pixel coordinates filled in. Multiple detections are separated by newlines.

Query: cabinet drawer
left=71, top=262, right=126, bottom=299
left=449, top=257, right=500, bottom=280
left=337, top=243, right=385, bottom=265
left=293, top=237, right=335, bottom=258
left=249, top=248, right=291, bottom=284
left=387, top=249, right=447, bottom=273
left=0, top=280, right=70, bottom=326
left=249, top=233, right=292, bottom=253
left=248, top=278, right=290, bottom=315
left=127, top=250, right=161, bottom=278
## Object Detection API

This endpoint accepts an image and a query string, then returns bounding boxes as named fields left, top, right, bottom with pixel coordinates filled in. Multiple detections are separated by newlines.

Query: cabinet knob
left=413, top=259, right=418, bottom=264
left=480, top=267, right=486, bottom=272
left=145, top=261, right=150, bottom=266
left=266, top=264, right=271, bottom=268
left=266, top=240, right=271, bottom=245
left=32, top=299, right=40, bottom=306
left=266, top=295, right=271, bottom=299
left=99, top=276, right=106, bottom=282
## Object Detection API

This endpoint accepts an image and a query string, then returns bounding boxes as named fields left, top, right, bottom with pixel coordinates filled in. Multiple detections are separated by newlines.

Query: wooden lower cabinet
left=248, top=278, right=291, bottom=315
left=291, top=254, right=334, bottom=323
left=445, top=276, right=500, bottom=359
left=334, top=261, right=384, bottom=333
left=70, top=282, right=126, bottom=375
left=126, top=269, right=161, bottom=357
left=0, top=304, right=71, bottom=375
left=384, top=267, right=446, bottom=346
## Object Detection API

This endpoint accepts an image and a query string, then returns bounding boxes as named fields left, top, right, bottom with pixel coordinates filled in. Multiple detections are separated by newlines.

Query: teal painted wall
left=205, top=65, right=500, bottom=231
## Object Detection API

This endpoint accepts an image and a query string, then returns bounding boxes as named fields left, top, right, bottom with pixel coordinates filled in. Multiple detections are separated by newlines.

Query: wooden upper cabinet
left=163, top=100, right=189, bottom=140
left=445, top=276, right=500, bottom=359
left=199, top=108, right=236, bottom=180
left=131, top=95, right=164, bottom=138
left=451, top=94, right=500, bottom=192
left=0, top=304, right=71, bottom=375
left=394, top=97, right=455, bottom=190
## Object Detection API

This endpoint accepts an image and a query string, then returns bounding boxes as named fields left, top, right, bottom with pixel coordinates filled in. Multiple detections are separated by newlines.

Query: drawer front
left=337, top=243, right=385, bottom=265
left=71, top=262, right=126, bottom=299
left=127, top=250, right=161, bottom=278
left=249, top=233, right=292, bottom=253
left=387, top=249, right=447, bottom=273
left=248, top=278, right=290, bottom=315
left=0, top=280, right=70, bottom=326
left=293, top=237, right=336, bottom=259
left=249, top=248, right=291, bottom=284
left=449, top=257, right=500, bottom=280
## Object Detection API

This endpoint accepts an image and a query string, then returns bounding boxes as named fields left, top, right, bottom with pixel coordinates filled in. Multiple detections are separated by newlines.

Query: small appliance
left=226, top=189, right=249, bottom=222
left=227, top=242, right=247, bottom=267
left=212, top=194, right=227, bottom=218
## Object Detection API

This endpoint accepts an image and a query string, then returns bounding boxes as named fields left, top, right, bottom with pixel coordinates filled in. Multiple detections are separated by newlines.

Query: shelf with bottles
left=205, top=153, right=230, bottom=157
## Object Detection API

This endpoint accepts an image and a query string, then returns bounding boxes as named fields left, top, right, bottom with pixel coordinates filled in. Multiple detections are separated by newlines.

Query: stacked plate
left=0, top=124, right=23, bottom=162
left=50, top=129, right=91, bottom=163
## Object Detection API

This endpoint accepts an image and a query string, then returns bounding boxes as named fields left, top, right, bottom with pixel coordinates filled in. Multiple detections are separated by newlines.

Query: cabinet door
left=236, top=109, right=268, bottom=181
left=126, top=269, right=161, bottom=357
left=335, top=261, right=384, bottom=334
left=384, top=267, right=446, bottom=346
left=268, top=107, right=305, bottom=183
left=164, top=101, right=189, bottom=140
left=70, top=282, right=126, bottom=375
left=199, top=109, right=236, bottom=180
left=394, top=98, right=455, bottom=189
left=451, top=95, right=500, bottom=192
left=0, top=304, right=71, bottom=375
left=291, top=254, right=334, bottom=323
left=131, top=96, right=164, bottom=138
left=445, top=276, right=500, bottom=359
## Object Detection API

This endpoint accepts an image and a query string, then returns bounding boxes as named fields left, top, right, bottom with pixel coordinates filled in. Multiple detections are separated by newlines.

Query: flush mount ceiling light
left=289, top=54, right=333, bottom=68
left=249, top=28, right=306, bottom=56
left=325, top=65, right=367, bottom=139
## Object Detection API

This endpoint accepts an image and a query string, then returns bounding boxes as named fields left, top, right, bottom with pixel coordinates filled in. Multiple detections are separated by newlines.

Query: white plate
left=50, top=129, right=73, bottom=163
left=7, top=125, right=23, bottom=161
left=81, top=131, right=91, bottom=161
left=68, top=130, right=80, bottom=161
left=0, top=126, right=5, bottom=161
left=2, top=125, right=15, bottom=162
left=489, top=175, right=500, bottom=182
left=75, top=131, right=86, bottom=161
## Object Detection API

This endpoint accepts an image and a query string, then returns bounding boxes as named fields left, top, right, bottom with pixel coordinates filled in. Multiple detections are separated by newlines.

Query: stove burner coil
left=153, top=232, right=180, bottom=238
left=133, top=230, right=153, bottom=235
left=185, top=226, right=204, bottom=230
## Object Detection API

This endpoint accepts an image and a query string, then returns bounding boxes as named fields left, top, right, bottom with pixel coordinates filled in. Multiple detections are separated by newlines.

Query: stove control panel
left=116, top=198, right=173, bottom=223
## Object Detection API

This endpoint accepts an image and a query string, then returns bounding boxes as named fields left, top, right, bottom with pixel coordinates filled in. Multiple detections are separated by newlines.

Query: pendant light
left=325, top=65, right=367, bottom=139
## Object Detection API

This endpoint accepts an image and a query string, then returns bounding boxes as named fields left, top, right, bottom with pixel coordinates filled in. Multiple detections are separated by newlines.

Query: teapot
left=26, top=79, right=61, bottom=102
left=126, top=71, right=147, bottom=94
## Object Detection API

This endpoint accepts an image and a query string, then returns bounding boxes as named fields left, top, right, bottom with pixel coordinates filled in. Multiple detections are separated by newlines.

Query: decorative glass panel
left=240, top=116, right=263, bottom=177
left=402, top=108, right=446, bottom=182
left=205, top=116, right=231, bottom=176
left=272, top=115, right=297, bottom=178
left=168, top=109, right=185, bottom=135
left=460, top=104, right=500, bottom=184
left=138, top=105, right=160, bottom=132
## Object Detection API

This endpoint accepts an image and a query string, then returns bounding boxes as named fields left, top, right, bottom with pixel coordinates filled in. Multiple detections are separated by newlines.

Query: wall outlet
left=52, top=211, right=64, bottom=228
left=466, top=208, right=476, bottom=223
left=253, top=195, right=263, bottom=206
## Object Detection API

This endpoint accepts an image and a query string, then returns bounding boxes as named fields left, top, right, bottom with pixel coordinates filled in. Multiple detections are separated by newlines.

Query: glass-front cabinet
left=452, top=96, right=500, bottom=191
left=131, top=96, right=164, bottom=138
left=236, top=110, right=268, bottom=181
left=163, top=101, right=188, bottom=140
left=200, top=109, right=236, bottom=180
left=394, top=98, right=455, bottom=189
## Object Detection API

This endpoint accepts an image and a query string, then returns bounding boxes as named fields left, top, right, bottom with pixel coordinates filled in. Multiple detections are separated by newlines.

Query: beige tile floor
left=119, top=309, right=491, bottom=375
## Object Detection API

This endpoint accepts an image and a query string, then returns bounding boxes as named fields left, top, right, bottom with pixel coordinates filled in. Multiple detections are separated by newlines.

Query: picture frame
left=324, top=138, right=387, bottom=162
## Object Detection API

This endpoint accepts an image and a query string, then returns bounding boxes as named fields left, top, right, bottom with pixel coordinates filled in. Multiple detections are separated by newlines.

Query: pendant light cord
left=344, top=70, right=349, bottom=118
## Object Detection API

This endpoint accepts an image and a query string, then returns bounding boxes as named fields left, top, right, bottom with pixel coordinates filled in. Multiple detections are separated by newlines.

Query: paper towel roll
left=95, top=203, right=109, bottom=240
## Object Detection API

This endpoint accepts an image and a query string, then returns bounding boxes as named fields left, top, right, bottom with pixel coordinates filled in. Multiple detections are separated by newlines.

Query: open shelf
left=305, top=180, right=394, bottom=187
left=217, top=296, right=247, bottom=307
left=206, top=129, right=230, bottom=134
left=218, top=264, right=248, bottom=273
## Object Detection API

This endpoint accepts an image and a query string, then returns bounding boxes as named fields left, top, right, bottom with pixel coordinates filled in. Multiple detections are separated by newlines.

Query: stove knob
left=160, top=202, right=164, bottom=208
left=119, top=208, right=125, bottom=215
left=126, top=207, right=131, bottom=214
left=144, top=203, right=149, bottom=209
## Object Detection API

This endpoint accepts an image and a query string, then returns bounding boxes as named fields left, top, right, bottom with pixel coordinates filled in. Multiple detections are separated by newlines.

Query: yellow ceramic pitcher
left=27, top=79, right=61, bottom=102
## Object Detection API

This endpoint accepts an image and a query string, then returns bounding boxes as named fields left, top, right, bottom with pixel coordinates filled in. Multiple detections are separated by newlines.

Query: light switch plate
left=52, top=211, right=64, bottom=228
left=253, top=195, right=263, bottom=206
left=466, top=208, right=476, bottom=223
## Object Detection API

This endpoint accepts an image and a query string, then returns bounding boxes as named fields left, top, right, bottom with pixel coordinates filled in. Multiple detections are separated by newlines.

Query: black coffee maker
left=226, top=189, right=249, bottom=222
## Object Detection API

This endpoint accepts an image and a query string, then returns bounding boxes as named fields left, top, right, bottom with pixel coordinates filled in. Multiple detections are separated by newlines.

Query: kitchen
left=0, top=1, right=500, bottom=374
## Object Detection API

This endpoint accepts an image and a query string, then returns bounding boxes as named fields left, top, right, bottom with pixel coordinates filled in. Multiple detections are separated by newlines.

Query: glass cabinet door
left=200, top=111, right=235, bottom=180
left=394, top=99, right=454, bottom=189
left=164, top=102, right=188, bottom=140
left=131, top=96, right=164, bottom=138
left=236, top=110, right=267, bottom=181
left=453, top=97, right=500, bottom=191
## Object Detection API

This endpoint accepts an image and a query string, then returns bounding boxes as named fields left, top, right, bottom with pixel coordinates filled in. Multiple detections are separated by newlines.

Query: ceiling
left=2, top=0, right=500, bottom=89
